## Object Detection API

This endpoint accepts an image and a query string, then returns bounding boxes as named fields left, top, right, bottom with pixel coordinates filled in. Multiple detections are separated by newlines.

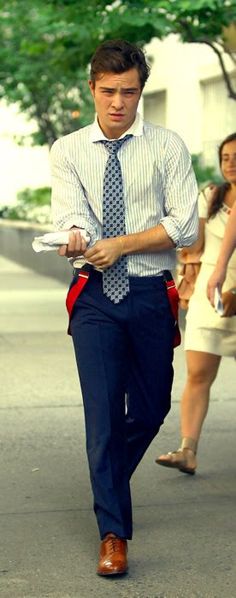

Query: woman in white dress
left=207, top=201, right=236, bottom=304
left=156, top=132, right=236, bottom=474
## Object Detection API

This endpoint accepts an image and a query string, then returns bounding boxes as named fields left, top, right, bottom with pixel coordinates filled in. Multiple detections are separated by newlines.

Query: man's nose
left=111, top=93, right=124, bottom=110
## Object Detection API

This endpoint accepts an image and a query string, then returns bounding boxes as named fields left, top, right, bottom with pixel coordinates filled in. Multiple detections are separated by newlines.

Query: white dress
left=184, top=188, right=236, bottom=357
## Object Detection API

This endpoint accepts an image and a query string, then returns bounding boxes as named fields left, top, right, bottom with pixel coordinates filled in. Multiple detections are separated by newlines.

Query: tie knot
left=102, top=134, right=132, bottom=155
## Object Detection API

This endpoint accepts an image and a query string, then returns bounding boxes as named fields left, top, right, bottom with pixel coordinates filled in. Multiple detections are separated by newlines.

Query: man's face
left=89, top=68, right=142, bottom=139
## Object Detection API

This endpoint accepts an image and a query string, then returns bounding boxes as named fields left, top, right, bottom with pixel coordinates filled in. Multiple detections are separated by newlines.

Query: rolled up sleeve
left=159, top=133, right=199, bottom=248
left=50, top=139, right=98, bottom=245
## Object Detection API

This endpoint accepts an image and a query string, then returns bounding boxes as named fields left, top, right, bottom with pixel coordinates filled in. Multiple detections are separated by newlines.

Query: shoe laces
left=105, top=535, right=122, bottom=554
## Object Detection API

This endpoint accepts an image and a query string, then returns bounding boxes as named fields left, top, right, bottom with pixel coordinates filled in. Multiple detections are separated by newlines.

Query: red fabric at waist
left=65, top=268, right=181, bottom=347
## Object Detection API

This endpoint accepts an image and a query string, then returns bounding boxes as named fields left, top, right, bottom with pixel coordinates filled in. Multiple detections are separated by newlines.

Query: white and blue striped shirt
left=50, top=113, right=198, bottom=276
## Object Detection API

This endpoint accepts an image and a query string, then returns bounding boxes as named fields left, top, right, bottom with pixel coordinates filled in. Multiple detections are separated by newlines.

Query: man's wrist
left=117, top=236, right=125, bottom=256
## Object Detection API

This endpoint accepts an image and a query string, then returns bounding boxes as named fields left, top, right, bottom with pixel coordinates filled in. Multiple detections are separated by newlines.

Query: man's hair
left=90, top=39, right=150, bottom=90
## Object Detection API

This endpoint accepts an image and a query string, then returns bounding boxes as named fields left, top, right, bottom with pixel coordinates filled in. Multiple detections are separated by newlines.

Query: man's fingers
left=71, top=231, right=87, bottom=253
left=68, top=230, right=81, bottom=252
left=57, top=231, right=87, bottom=258
left=58, top=244, right=68, bottom=256
left=84, top=246, right=112, bottom=268
left=84, top=245, right=98, bottom=259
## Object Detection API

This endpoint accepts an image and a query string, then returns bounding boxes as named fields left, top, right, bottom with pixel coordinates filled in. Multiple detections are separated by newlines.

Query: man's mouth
left=109, top=113, right=124, bottom=119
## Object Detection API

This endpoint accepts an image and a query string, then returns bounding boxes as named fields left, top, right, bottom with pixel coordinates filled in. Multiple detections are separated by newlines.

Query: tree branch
left=197, top=39, right=236, bottom=101
left=178, top=19, right=236, bottom=100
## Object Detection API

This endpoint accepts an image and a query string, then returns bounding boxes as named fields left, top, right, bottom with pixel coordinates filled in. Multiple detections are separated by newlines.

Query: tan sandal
left=155, top=437, right=197, bottom=475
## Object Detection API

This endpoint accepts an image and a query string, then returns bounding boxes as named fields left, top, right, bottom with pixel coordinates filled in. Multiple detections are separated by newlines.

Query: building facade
left=143, top=35, right=236, bottom=174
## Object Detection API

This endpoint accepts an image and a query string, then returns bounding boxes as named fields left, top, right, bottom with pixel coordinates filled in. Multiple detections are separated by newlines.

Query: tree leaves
left=0, top=0, right=235, bottom=145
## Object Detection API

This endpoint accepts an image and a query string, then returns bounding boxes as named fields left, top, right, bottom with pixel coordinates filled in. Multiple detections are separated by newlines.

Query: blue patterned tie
left=101, top=135, right=132, bottom=304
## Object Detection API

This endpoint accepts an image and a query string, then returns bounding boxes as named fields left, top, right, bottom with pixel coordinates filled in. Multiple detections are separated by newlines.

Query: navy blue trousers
left=70, top=270, right=175, bottom=540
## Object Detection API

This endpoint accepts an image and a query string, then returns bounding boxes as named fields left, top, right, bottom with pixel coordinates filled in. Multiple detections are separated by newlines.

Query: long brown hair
left=208, top=132, right=236, bottom=219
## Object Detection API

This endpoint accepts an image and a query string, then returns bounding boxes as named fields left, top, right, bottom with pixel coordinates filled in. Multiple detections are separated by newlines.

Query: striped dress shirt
left=50, top=113, right=199, bottom=276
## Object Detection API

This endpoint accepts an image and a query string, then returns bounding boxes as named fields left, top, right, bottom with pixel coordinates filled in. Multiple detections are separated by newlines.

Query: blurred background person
left=156, top=132, right=236, bottom=475
left=207, top=200, right=236, bottom=305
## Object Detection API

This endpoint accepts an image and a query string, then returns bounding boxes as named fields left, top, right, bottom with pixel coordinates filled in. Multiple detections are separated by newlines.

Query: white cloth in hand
left=32, top=230, right=90, bottom=253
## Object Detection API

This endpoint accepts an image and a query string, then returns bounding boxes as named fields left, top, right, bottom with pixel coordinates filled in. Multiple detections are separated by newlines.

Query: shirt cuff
left=159, top=218, right=180, bottom=248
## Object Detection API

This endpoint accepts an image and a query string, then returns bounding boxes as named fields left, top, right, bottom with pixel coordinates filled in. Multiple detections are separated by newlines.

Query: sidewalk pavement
left=0, top=256, right=235, bottom=598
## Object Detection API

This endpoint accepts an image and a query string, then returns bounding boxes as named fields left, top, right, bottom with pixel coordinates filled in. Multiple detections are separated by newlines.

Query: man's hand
left=84, top=237, right=123, bottom=269
left=221, top=290, right=236, bottom=317
left=58, top=229, right=88, bottom=258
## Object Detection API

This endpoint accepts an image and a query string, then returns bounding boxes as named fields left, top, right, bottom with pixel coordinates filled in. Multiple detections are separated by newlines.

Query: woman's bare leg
left=180, top=350, right=221, bottom=443
left=156, top=350, right=221, bottom=472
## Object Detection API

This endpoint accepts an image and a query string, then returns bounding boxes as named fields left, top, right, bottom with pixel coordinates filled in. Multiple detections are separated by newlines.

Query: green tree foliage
left=191, top=154, right=221, bottom=188
left=0, top=0, right=235, bottom=146
left=0, top=187, right=51, bottom=223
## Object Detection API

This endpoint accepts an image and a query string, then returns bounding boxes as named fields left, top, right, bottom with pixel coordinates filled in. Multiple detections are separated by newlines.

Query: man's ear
left=88, top=80, right=95, bottom=98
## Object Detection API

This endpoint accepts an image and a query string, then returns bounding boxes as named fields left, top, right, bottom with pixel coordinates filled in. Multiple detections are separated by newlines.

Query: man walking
left=50, top=39, right=198, bottom=576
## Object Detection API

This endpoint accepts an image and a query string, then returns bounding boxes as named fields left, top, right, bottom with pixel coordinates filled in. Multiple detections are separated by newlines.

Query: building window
left=143, top=90, right=166, bottom=127
left=201, top=75, right=236, bottom=170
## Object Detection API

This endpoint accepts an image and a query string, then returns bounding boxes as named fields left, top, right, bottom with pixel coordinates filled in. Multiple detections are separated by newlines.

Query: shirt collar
left=90, top=112, right=143, bottom=143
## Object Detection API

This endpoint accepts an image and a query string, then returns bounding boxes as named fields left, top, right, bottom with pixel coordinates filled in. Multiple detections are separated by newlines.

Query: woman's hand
left=207, top=265, right=227, bottom=307
left=221, top=290, right=236, bottom=317
left=84, top=237, right=124, bottom=269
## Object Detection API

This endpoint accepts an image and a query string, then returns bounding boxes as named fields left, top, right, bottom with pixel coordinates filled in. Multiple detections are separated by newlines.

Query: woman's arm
left=207, top=202, right=236, bottom=306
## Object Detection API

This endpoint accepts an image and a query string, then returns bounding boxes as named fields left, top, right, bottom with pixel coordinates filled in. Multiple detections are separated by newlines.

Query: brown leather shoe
left=97, top=533, right=128, bottom=576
